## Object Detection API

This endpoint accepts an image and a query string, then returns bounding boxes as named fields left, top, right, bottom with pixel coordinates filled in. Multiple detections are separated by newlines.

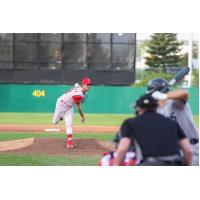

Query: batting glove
left=152, top=91, right=167, bottom=100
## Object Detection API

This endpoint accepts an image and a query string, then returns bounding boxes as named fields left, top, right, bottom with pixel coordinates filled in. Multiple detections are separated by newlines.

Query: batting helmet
left=147, top=78, right=169, bottom=93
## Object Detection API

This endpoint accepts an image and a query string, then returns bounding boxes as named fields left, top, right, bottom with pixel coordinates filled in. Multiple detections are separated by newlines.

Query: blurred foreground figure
left=114, top=94, right=192, bottom=166
left=147, top=78, right=199, bottom=165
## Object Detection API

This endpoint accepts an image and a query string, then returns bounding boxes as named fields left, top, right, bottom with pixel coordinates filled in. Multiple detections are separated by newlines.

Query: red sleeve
left=72, top=95, right=83, bottom=104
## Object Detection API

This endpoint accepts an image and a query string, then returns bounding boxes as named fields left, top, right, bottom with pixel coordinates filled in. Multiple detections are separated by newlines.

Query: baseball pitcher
left=52, top=77, right=92, bottom=149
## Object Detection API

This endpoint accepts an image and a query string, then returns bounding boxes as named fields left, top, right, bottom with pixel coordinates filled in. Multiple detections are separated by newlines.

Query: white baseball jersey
left=52, top=84, right=85, bottom=134
left=157, top=99, right=198, bottom=140
left=59, top=84, right=85, bottom=109
left=157, top=99, right=199, bottom=165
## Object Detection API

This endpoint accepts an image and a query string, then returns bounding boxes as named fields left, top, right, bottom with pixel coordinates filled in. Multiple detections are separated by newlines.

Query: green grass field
left=0, top=132, right=115, bottom=142
left=0, top=112, right=133, bottom=125
left=0, top=154, right=100, bottom=166
left=0, top=112, right=199, bottom=127
left=0, top=113, right=199, bottom=166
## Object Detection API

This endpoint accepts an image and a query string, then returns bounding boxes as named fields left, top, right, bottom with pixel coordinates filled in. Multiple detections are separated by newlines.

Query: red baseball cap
left=82, top=77, right=92, bottom=85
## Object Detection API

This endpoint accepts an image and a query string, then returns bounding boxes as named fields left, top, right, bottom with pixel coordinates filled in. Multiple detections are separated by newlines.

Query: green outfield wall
left=0, top=84, right=199, bottom=114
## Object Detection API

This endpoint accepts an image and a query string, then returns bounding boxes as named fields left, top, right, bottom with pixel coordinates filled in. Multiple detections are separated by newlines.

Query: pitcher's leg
left=52, top=109, right=64, bottom=124
left=64, top=107, right=74, bottom=149
left=52, top=99, right=65, bottom=124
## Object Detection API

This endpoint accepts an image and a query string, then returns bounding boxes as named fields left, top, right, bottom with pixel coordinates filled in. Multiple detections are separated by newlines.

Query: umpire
left=114, top=94, right=192, bottom=166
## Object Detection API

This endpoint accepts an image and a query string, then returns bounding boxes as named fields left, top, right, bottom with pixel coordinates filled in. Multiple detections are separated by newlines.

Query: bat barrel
left=169, top=66, right=190, bottom=86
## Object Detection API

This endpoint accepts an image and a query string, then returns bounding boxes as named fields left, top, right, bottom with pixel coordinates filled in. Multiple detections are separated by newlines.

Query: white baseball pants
left=52, top=97, right=74, bottom=135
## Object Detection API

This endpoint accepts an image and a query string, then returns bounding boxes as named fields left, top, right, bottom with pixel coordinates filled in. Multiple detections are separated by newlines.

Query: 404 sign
left=32, top=89, right=46, bottom=97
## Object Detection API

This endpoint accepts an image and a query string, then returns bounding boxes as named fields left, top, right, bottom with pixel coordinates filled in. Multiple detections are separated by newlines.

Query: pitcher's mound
left=2, top=138, right=115, bottom=156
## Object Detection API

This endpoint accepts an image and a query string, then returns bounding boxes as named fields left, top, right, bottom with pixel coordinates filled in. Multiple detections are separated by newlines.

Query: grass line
left=0, top=153, right=100, bottom=166
left=0, top=132, right=115, bottom=142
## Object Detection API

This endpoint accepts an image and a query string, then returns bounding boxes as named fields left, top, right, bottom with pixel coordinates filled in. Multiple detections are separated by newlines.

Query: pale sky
left=137, top=33, right=199, bottom=41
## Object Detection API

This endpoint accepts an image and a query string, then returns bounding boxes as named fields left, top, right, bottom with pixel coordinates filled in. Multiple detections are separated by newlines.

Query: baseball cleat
left=66, top=139, right=73, bottom=149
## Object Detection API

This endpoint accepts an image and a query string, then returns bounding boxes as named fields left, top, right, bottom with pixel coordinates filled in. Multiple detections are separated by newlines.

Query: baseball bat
left=168, top=66, right=190, bottom=86
left=160, top=66, right=190, bottom=93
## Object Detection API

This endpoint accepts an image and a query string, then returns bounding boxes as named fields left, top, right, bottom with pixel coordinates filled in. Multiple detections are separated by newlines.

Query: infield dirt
left=0, top=124, right=117, bottom=157
left=0, top=138, right=115, bottom=156
left=0, top=124, right=119, bottom=133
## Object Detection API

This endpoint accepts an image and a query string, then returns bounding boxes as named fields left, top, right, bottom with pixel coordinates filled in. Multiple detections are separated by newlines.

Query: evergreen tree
left=145, top=33, right=183, bottom=71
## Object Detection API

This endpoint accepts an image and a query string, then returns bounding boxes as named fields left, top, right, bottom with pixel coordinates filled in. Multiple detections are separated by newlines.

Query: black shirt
left=120, top=111, right=186, bottom=158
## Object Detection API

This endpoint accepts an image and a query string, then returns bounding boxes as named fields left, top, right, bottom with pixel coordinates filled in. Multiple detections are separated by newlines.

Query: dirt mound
left=0, top=138, right=34, bottom=152
left=4, top=138, right=115, bottom=156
